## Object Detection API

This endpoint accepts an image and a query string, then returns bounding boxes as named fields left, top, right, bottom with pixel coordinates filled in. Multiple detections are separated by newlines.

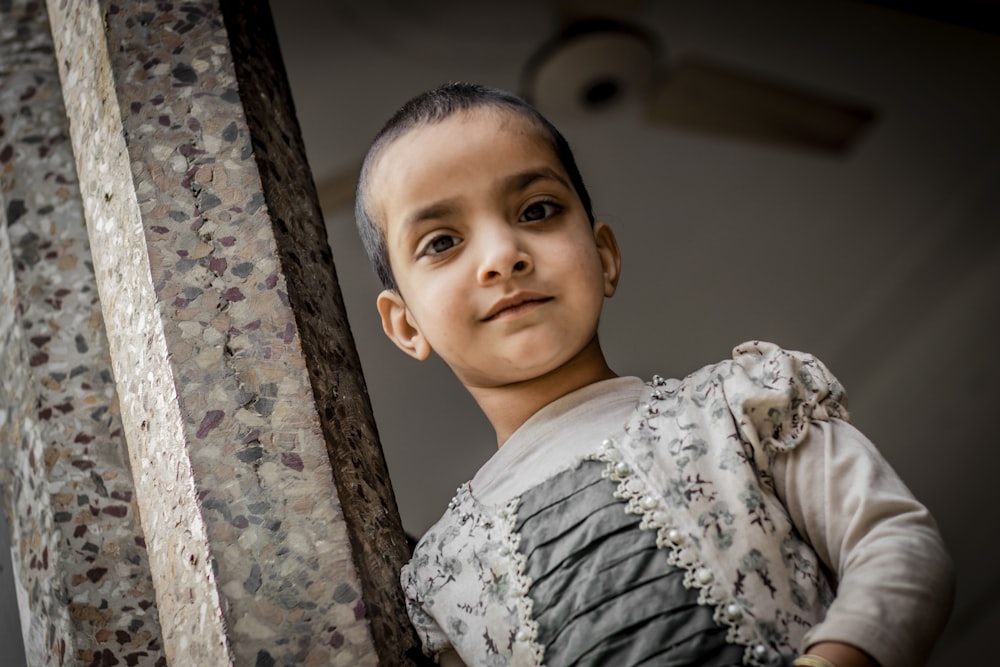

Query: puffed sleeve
left=727, top=340, right=850, bottom=453
left=400, top=559, right=452, bottom=661
left=730, top=341, right=955, bottom=667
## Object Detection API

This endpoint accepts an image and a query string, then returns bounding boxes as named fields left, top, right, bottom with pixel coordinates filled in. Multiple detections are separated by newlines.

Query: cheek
left=409, top=280, right=466, bottom=339
left=557, top=242, right=609, bottom=319
left=557, top=239, right=606, bottom=284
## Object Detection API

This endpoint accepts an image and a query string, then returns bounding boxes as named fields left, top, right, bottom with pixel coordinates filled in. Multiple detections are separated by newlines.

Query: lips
left=482, top=292, right=552, bottom=321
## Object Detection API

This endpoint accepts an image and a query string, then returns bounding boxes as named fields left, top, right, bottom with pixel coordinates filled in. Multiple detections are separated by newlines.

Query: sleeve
left=773, top=420, right=954, bottom=667
left=400, top=560, right=453, bottom=662
left=728, top=340, right=850, bottom=454
left=727, top=341, right=954, bottom=667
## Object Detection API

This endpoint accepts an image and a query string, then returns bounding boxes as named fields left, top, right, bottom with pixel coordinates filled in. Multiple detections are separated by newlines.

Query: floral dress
left=401, top=342, right=954, bottom=667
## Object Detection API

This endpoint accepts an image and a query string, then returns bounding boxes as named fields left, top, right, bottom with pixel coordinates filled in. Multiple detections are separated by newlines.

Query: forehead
left=389, top=106, right=552, bottom=164
left=366, top=107, right=561, bottom=220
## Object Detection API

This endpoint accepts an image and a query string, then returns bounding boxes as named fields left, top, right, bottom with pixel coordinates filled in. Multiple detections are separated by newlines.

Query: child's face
left=370, top=108, right=620, bottom=390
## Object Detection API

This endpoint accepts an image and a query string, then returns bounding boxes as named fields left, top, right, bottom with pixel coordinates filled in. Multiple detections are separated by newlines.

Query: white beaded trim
left=497, top=497, right=546, bottom=666
left=596, top=437, right=776, bottom=667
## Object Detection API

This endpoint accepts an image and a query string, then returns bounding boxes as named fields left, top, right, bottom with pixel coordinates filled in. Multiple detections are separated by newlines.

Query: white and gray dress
left=401, top=342, right=954, bottom=667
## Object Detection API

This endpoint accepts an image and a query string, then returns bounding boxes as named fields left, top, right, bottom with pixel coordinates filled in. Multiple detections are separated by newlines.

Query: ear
left=593, top=220, right=622, bottom=297
left=376, top=289, right=432, bottom=361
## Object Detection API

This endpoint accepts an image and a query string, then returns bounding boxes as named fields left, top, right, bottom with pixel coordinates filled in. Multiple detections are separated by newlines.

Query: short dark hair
left=355, top=82, right=595, bottom=291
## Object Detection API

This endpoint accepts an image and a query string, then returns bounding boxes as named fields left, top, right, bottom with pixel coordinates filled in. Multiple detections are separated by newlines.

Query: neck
left=466, top=337, right=617, bottom=447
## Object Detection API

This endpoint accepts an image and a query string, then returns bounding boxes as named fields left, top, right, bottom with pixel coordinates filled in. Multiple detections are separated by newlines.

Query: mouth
left=482, top=292, right=552, bottom=321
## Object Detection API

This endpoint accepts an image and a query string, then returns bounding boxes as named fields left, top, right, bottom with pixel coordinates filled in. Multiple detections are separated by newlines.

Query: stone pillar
left=43, top=0, right=421, bottom=665
left=0, top=2, right=165, bottom=666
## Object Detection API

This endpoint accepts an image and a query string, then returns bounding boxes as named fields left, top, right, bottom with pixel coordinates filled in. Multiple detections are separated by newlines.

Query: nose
left=476, top=225, right=533, bottom=285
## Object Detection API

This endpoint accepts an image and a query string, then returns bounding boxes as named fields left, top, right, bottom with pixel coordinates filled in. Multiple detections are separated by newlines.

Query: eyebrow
left=405, top=200, right=459, bottom=228
left=502, top=167, right=572, bottom=194
left=402, top=167, right=572, bottom=228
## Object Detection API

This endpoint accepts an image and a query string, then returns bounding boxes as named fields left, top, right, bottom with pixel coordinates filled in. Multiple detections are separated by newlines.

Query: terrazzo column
left=0, top=2, right=166, bottom=665
left=43, top=0, right=421, bottom=665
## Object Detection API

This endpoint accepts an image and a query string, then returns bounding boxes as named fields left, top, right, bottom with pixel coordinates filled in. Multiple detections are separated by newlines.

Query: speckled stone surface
left=1, top=1, right=166, bottom=665
left=0, top=192, right=63, bottom=665
left=222, top=1, right=423, bottom=663
left=45, top=0, right=418, bottom=664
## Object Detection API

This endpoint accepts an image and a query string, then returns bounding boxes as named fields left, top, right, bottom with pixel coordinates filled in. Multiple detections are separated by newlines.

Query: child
left=354, top=83, right=954, bottom=667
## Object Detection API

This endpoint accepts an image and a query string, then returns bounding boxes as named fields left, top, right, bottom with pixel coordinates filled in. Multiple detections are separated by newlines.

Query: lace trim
left=595, top=435, right=778, bottom=667
left=497, top=497, right=545, bottom=666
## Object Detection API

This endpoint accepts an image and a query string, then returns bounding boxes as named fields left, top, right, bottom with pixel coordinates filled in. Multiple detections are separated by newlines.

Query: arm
left=803, top=641, right=878, bottom=667
left=772, top=419, right=955, bottom=667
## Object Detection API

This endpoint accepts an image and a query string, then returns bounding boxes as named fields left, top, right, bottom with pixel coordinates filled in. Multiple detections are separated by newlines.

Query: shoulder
left=639, top=341, right=849, bottom=453
left=399, top=485, right=482, bottom=657
left=720, top=340, right=849, bottom=451
left=402, top=485, right=476, bottom=585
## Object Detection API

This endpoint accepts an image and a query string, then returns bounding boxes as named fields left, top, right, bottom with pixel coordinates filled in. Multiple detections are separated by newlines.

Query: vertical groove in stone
left=1, top=2, right=166, bottom=666
left=0, top=6, right=67, bottom=660
left=0, top=198, right=60, bottom=666
left=219, top=0, right=425, bottom=662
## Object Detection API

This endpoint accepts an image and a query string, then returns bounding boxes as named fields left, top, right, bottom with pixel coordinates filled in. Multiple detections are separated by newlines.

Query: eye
left=519, top=201, right=562, bottom=222
left=420, top=234, right=460, bottom=256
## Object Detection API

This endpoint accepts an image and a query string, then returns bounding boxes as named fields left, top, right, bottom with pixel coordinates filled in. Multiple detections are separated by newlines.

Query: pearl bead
left=753, top=644, right=768, bottom=658
left=667, top=529, right=683, bottom=544
left=640, top=495, right=658, bottom=510
left=696, top=568, right=713, bottom=584
left=726, top=604, right=742, bottom=620
left=614, top=461, right=630, bottom=476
